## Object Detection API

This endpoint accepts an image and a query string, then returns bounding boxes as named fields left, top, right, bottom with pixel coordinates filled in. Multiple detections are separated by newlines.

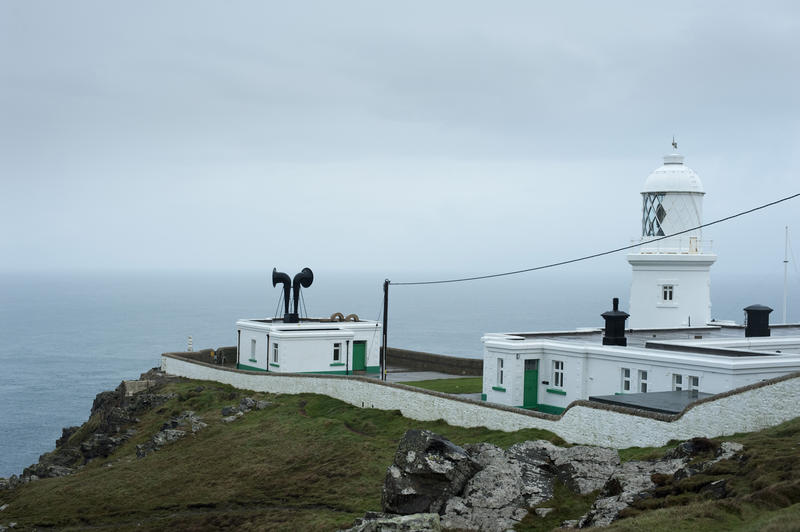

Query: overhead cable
left=391, top=192, right=800, bottom=286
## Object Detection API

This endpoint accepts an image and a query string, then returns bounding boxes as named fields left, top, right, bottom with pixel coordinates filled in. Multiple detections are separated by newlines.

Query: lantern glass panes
left=642, top=193, right=666, bottom=237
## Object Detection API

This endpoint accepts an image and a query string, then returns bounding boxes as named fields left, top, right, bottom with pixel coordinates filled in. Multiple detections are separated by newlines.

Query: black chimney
left=744, top=304, right=772, bottom=337
left=602, top=297, right=629, bottom=346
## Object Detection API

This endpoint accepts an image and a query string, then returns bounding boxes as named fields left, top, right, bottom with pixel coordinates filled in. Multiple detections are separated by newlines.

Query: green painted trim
left=480, top=393, right=487, bottom=401
left=247, top=358, right=257, bottom=363
left=615, top=392, right=627, bottom=396
left=269, top=362, right=280, bottom=368
left=237, top=362, right=267, bottom=372
left=491, top=386, right=506, bottom=392
left=546, top=388, right=567, bottom=396
left=329, top=362, right=346, bottom=367
left=365, top=365, right=380, bottom=374
left=535, top=403, right=566, bottom=415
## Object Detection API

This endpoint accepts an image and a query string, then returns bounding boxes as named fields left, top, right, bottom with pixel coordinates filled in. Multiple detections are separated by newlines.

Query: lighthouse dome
left=642, top=152, right=704, bottom=194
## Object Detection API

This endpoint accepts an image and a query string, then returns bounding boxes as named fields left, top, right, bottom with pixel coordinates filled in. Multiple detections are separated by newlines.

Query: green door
left=352, top=341, right=366, bottom=371
left=523, top=359, right=539, bottom=408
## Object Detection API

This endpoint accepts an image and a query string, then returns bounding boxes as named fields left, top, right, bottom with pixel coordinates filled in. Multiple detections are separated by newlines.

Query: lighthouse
left=627, top=143, right=717, bottom=328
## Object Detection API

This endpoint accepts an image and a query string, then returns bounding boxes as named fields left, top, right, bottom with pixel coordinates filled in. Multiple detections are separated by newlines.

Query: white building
left=235, top=267, right=382, bottom=375
left=236, top=316, right=382, bottom=374
left=481, top=326, right=800, bottom=414
left=627, top=146, right=716, bottom=329
left=481, top=145, right=800, bottom=414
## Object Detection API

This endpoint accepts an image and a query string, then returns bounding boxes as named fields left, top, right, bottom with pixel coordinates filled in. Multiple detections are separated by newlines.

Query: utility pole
left=382, top=279, right=390, bottom=381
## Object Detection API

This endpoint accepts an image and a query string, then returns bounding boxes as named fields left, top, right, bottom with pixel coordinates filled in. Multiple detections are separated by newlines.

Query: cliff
left=1, top=372, right=799, bottom=531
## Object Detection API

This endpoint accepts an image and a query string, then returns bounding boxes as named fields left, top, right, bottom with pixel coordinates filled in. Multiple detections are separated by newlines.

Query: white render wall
left=161, top=355, right=800, bottom=448
left=627, top=253, right=716, bottom=329
left=482, top=340, right=800, bottom=410
left=236, top=320, right=382, bottom=373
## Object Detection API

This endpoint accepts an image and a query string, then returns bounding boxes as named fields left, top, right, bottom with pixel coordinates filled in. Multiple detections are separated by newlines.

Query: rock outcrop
left=136, top=411, right=207, bottom=458
left=340, top=512, right=441, bottom=532
left=352, top=430, right=746, bottom=531
left=220, top=397, right=273, bottom=422
left=382, top=429, right=480, bottom=515
left=1, top=368, right=177, bottom=490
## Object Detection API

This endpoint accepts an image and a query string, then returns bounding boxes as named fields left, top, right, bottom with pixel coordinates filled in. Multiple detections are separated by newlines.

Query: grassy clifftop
left=0, top=377, right=562, bottom=531
left=1, top=376, right=799, bottom=531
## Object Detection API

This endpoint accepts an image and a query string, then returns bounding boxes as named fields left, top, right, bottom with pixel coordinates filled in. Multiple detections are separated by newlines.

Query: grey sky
left=1, top=1, right=798, bottom=278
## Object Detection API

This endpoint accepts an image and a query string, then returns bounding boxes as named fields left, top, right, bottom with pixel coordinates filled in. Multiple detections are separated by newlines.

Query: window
left=249, top=339, right=257, bottom=361
left=497, top=358, right=504, bottom=385
left=688, top=375, right=699, bottom=391
left=621, top=368, right=631, bottom=392
left=638, top=370, right=648, bottom=393
left=272, top=343, right=279, bottom=363
left=673, top=374, right=683, bottom=391
left=642, top=193, right=667, bottom=236
left=552, top=361, right=564, bottom=388
left=662, top=285, right=674, bottom=301
left=333, top=342, right=341, bottom=362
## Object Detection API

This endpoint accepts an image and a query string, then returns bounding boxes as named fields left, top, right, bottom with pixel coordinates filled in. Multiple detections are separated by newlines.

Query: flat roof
left=245, top=317, right=379, bottom=325
left=489, top=323, right=800, bottom=355
left=588, top=390, right=714, bottom=414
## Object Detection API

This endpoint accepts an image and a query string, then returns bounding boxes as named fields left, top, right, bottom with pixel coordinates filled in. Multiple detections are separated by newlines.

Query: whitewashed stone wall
left=162, top=355, right=799, bottom=449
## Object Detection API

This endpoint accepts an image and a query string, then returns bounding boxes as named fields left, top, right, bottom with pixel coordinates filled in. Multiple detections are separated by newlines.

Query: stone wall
left=163, top=347, right=237, bottom=367
left=161, top=353, right=800, bottom=449
left=386, top=347, right=482, bottom=375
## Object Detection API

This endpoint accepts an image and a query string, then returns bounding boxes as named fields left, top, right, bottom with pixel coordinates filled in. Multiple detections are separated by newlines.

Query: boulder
left=137, top=412, right=202, bottom=458
left=341, top=512, right=441, bottom=532
left=441, top=440, right=558, bottom=531
left=382, top=430, right=480, bottom=515
left=551, top=445, right=621, bottom=495
left=221, top=406, right=239, bottom=417
left=21, top=463, right=74, bottom=479
left=577, top=458, right=686, bottom=528
left=239, top=397, right=256, bottom=411
left=222, top=412, right=244, bottom=423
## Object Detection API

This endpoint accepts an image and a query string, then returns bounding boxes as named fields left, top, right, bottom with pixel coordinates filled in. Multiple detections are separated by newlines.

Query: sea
left=0, top=269, right=794, bottom=477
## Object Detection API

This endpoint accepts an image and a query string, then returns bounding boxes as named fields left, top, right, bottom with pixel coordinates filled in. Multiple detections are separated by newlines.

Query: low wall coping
left=161, top=352, right=800, bottom=424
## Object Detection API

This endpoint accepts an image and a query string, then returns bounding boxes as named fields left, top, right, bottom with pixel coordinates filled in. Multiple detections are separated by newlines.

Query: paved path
left=366, top=367, right=472, bottom=384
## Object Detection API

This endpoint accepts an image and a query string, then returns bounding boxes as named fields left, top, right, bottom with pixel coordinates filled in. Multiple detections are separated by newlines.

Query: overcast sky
left=1, top=1, right=798, bottom=279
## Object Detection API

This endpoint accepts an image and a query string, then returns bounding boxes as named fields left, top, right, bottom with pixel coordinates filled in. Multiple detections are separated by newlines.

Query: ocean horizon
left=1, top=268, right=795, bottom=477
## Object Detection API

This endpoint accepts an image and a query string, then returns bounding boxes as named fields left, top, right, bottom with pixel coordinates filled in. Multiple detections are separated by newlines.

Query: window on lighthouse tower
left=662, top=285, right=674, bottom=301
left=642, top=193, right=667, bottom=237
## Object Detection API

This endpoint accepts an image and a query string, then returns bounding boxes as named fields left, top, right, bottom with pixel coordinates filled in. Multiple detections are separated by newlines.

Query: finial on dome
left=672, top=136, right=678, bottom=150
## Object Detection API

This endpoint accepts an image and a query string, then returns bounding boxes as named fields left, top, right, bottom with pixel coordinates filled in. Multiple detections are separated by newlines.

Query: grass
left=398, top=376, right=483, bottom=394
left=604, top=416, right=800, bottom=531
left=2, top=379, right=800, bottom=531
left=0, top=378, right=558, bottom=531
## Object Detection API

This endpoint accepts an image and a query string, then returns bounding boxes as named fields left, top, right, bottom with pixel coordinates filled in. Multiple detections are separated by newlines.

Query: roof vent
left=744, top=304, right=772, bottom=337
left=602, top=297, right=629, bottom=346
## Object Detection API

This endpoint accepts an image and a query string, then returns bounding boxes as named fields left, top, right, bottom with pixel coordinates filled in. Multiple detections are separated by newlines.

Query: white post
left=188, top=335, right=193, bottom=352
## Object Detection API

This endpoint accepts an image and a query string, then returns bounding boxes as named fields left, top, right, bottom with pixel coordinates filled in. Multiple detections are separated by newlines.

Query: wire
left=300, top=289, right=309, bottom=318
left=391, top=192, right=800, bottom=286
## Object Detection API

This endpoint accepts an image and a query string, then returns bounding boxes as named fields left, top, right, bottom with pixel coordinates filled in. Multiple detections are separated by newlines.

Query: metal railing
left=630, top=237, right=714, bottom=254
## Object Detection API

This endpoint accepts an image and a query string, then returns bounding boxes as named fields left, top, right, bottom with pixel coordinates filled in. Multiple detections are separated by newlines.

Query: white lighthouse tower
left=627, top=143, right=717, bottom=329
